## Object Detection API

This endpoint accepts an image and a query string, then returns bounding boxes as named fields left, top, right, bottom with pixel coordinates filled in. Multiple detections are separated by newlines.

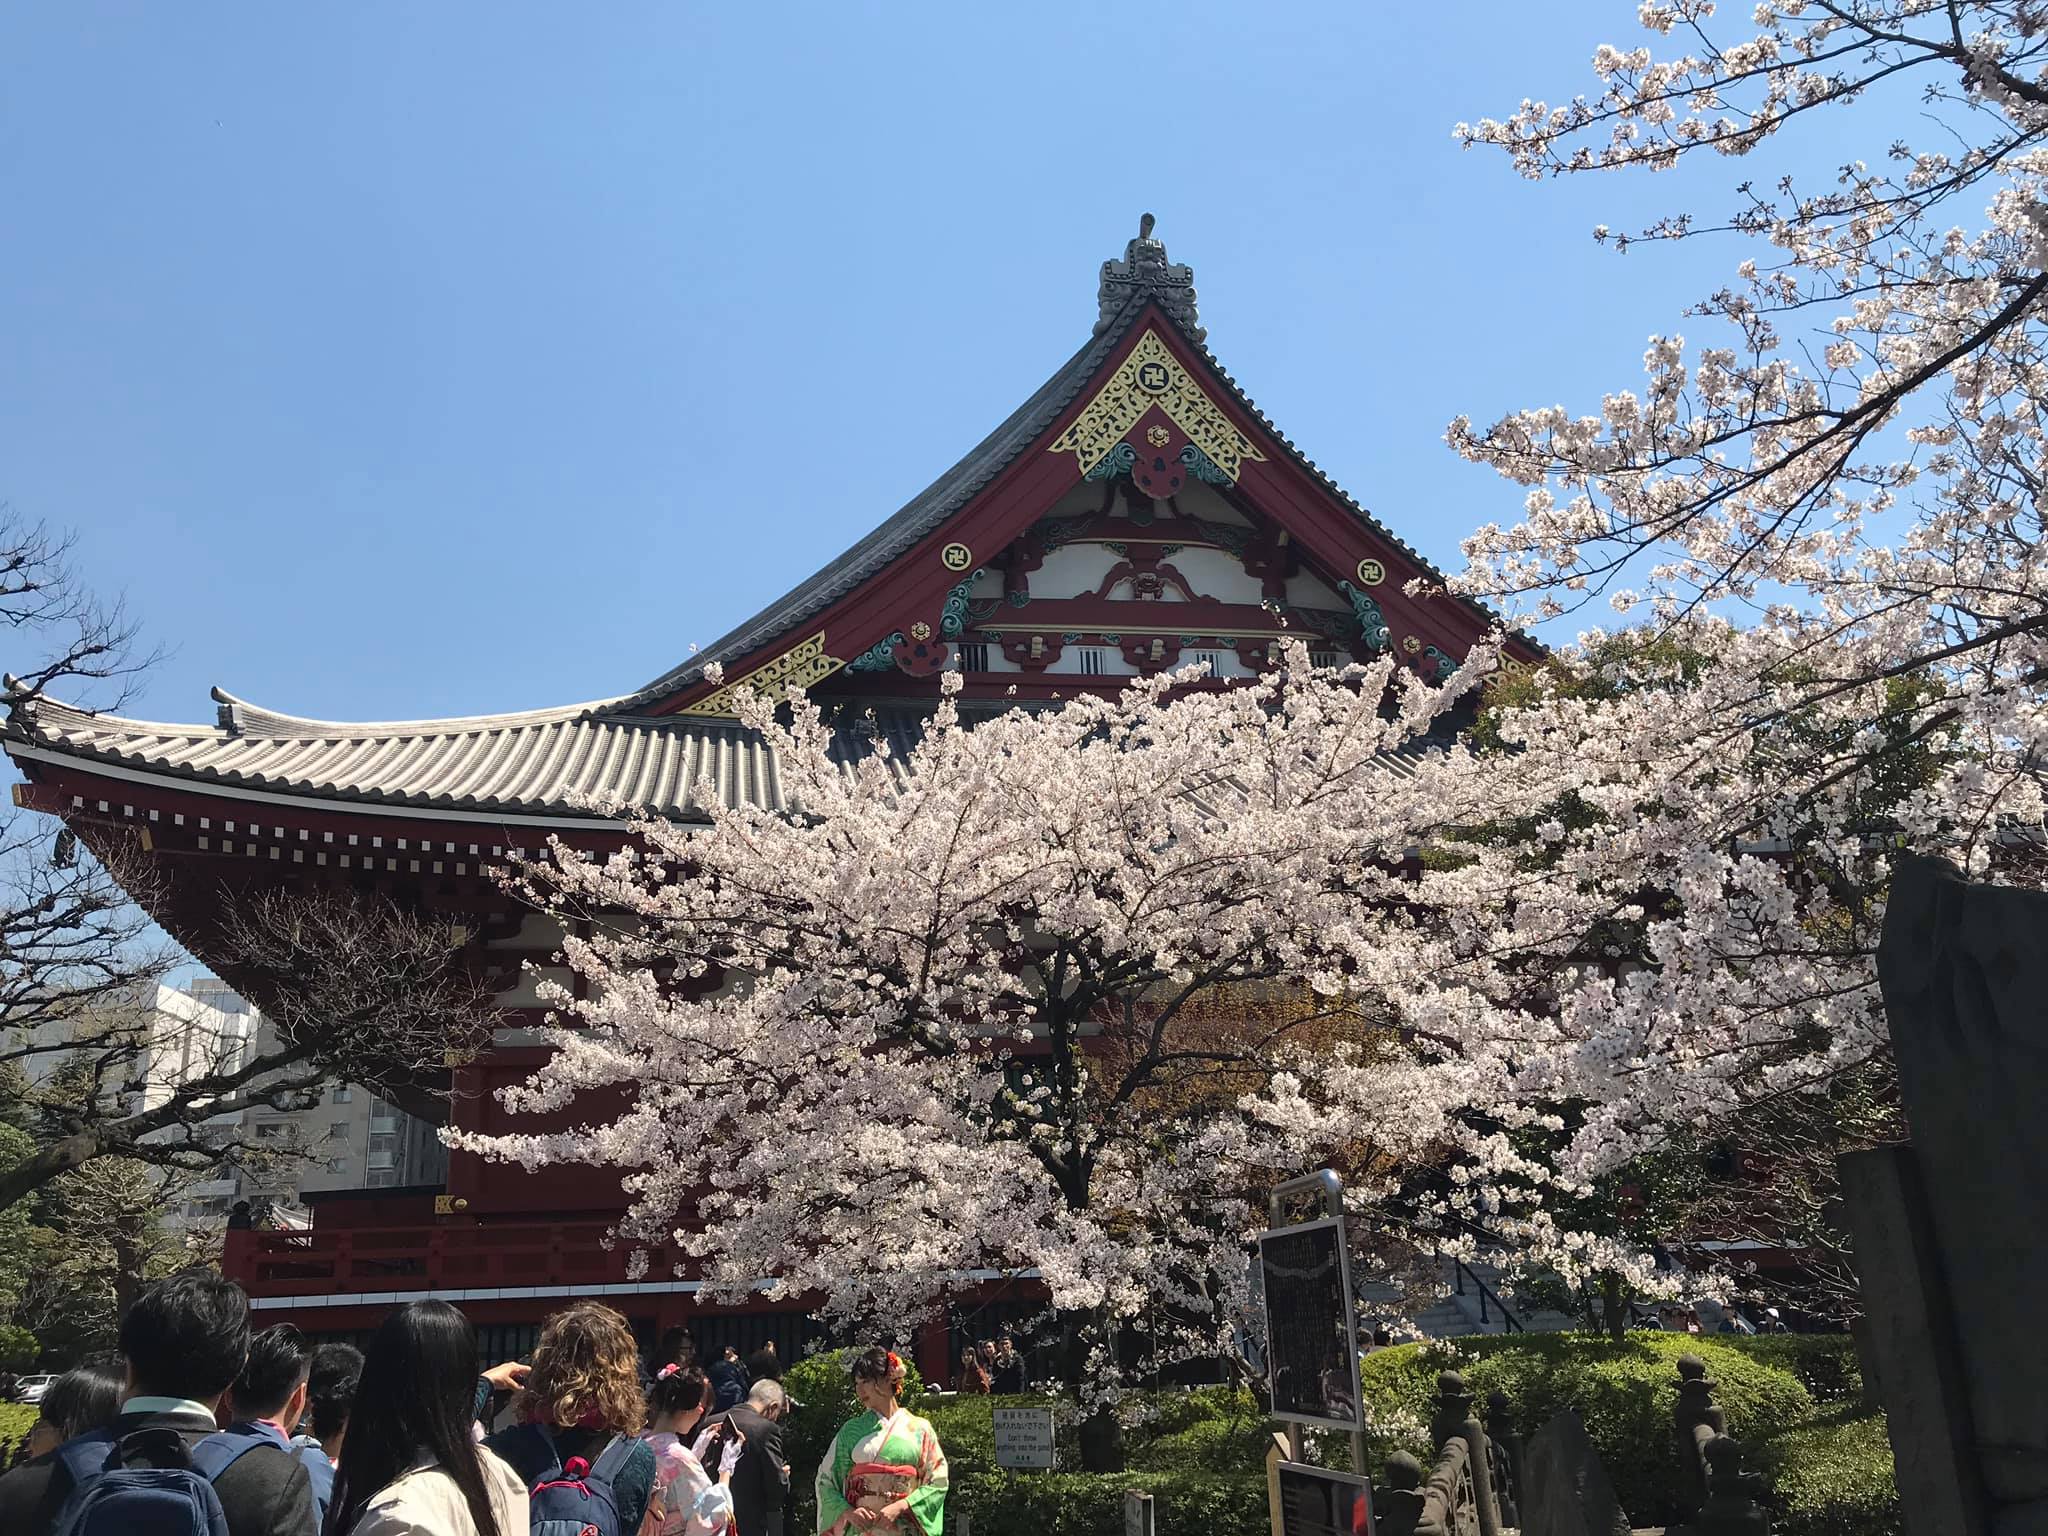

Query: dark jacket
left=0, top=1406, right=316, bottom=1536
left=708, top=1359, right=750, bottom=1413
left=989, top=1349, right=1026, bottom=1394
left=698, top=1405, right=785, bottom=1536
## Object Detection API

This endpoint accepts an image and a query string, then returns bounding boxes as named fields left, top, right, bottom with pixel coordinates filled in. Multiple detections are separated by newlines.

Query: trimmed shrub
left=1722, top=1334, right=1864, bottom=1406
left=0, top=1403, right=35, bottom=1464
left=1757, top=1409, right=1899, bottom=1536
left=1358, top=1333, right=1814, bottom=1526
left=949, top=1466, right=1266, bottom=1536
left=0, top=1326, right=35, bottom=1374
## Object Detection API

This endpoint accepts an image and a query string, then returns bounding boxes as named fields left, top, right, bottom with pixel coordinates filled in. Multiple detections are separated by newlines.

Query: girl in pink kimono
left=641, top=1363, right=742, bottom=1536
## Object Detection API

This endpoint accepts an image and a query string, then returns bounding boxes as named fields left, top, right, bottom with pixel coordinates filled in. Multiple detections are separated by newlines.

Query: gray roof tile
left=7, top=685, right=1428, bottom=825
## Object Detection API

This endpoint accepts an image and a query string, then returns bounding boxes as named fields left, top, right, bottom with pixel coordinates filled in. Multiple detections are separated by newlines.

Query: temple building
left=4, top=222, right=1538, bottom=1363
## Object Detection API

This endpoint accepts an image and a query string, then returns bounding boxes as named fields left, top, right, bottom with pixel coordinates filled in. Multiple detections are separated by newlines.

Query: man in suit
left=0, top=1270, right=315, bottom=1536
left=700, top=1378, right=789, bottom=1536
left=224, top=1324, right=329, bottom=1528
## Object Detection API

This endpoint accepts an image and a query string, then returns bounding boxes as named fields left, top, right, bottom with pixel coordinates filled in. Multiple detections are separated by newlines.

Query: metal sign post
left=1258, top=1168, right=1368, bottom=1479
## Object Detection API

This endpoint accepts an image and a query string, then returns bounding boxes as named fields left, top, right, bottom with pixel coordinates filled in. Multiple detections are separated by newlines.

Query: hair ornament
left=657, top=1363, right=681, bottom=1380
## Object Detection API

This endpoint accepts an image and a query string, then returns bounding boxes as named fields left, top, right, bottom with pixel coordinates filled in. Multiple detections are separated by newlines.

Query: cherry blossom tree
left=461, top=654, right=1550, bottom=1468
left=1432, top=0, right=2048, bottom=1308
left=465, top=2, right=2048, bottom=1427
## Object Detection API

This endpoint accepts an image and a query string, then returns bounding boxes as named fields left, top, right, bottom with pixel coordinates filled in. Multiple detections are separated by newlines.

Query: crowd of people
left=0, top=1272, right=947, bottom=1536
left=947, top=1333, right=1025, bottom=1396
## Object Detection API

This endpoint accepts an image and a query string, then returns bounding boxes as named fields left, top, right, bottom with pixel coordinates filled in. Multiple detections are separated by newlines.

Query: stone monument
left=1842, top=852, right=2048, bottom=1536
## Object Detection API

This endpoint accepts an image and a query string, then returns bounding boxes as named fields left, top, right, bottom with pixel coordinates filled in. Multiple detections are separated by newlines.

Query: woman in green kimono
left=816, top=1347, right=948, bottom=1536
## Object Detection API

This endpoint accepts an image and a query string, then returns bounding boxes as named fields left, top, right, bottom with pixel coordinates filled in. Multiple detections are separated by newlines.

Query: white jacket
left=347, top=1447, right=529, bottom=1536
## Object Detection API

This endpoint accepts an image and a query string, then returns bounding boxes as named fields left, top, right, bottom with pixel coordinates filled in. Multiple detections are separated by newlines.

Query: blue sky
left=0, top=3, right=1864, bottom=724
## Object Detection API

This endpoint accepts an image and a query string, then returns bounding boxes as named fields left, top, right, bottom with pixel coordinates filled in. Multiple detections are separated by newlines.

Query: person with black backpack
left=0, top=1270, right=316, bottom=1536
left=323, top=1300, right=525, bottom=1536
left=483, top=1301, right=657, bottom=1536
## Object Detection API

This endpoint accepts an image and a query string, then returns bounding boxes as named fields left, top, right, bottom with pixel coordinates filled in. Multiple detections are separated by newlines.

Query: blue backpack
left=52, top=1426, right=267, bottom=1536
left=515, top=1425, right=636, bottom=1536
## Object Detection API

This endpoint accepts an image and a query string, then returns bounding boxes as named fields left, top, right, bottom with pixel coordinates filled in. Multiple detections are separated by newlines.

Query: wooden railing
left=1376, top=1370, right=1510, bottom=1536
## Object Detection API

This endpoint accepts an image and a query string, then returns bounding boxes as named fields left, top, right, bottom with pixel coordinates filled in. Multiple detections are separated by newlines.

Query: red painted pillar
left=914, top=1314, right=948, bottom=1389
left=221, top=1225, right=257, bottom=1286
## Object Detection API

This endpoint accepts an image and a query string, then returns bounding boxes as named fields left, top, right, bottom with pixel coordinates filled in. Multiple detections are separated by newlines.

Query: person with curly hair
left=815, top=1349, right=946, bottom=1536
left=484, top=1301, right=657, bottom=1534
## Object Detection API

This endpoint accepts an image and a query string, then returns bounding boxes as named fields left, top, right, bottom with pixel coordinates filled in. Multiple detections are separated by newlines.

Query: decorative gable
left=631, top=219, right=1536, bottom=717
left=1047, top=329, right=1267, bottom=491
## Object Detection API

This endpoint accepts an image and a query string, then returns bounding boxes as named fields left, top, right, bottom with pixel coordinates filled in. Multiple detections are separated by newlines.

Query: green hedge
left=1756, top=1408, right=1899, bottom=1536
left=948, top=1466, right=1265, bottom=1535
left=1723, top=1334, right=1864, bottom=1405
left=0, top=1403, right=35, bottom=1464
left=1358, top=1334, right=1815, bottom=1526
left=776, top=1336, right=1888, bottom=1535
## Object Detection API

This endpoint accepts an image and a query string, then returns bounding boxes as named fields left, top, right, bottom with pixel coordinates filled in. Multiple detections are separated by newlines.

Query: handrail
left=1450, top=1258, right=1525, bottom=1333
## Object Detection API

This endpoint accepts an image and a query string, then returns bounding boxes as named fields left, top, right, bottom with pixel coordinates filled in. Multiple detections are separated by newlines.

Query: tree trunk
left=1078, top=1407, right=1125, bottom=1473
left=112, top=1212, right=147, bottom=1321
left=1598, top=1271, right=1628, bottom=1342
left=1055, top=1306, right=1127, bottom=1473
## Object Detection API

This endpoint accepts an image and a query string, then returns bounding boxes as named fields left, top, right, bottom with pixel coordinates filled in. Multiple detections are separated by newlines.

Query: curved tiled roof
left=6, top=688, right=805, bottom=819
left=5, top=683, right=1427, bottom=824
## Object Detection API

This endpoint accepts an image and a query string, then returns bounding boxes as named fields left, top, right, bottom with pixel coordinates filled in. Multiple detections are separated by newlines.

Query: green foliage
left=0, top=1402, right=35, bottom=1463
left=1359, top=1334, right=1814, bottom=1526
left=947, top=1466, right=1265, bottom=1536
left=1725, top=1335, right=1864, bottom=1406
left=1756, top=1409, right=1899, bottom=1536
left=0, top=1125, right=37, bottom=1317
left=778, top=1338, right=1885, bottom=1535
left=0, top=1323, right=37, bottom=1372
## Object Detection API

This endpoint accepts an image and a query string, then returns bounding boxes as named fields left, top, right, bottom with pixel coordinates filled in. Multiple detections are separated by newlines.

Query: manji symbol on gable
left=1047, top=329, right=1267, bottom=483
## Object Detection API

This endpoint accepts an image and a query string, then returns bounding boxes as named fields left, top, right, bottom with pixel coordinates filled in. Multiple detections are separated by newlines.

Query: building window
left=1309, top=650, right=1341, bottom=670
left=1187, top=650, right=1225, bottom=677
left=955, top=642, right=990, bottom=672
left=366, top=1169, right=397, bottom=1188
left=254, top=1122, right=285, bottom=1139
left=1076, top=648, right=1106, bottom=676
left=332, top=1085, right=352, bottom=1104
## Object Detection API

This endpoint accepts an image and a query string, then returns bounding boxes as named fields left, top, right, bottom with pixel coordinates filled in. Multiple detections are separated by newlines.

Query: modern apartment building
left=176, top=978, right=447, bottom=1226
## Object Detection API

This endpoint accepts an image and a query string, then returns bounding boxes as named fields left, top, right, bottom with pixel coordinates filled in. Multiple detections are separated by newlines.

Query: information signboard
left=1276, top=1463, right=1375, bottom=1536
left=1257, top=1216, right=1363, bottom=1430
left=991, top=1405, right=1055, bottom=1470
left=1122, top=1489, right=1155, bottom=1536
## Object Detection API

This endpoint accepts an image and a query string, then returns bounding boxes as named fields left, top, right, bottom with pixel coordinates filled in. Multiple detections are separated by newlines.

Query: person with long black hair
left=18, top=1362, right=124, bottom=1461
left=323, top=1301, right=525, bottom=1536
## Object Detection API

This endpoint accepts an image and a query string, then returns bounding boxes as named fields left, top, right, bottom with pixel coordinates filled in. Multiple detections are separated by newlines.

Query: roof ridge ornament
left=1096, top=213, right=1204, bottom=342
